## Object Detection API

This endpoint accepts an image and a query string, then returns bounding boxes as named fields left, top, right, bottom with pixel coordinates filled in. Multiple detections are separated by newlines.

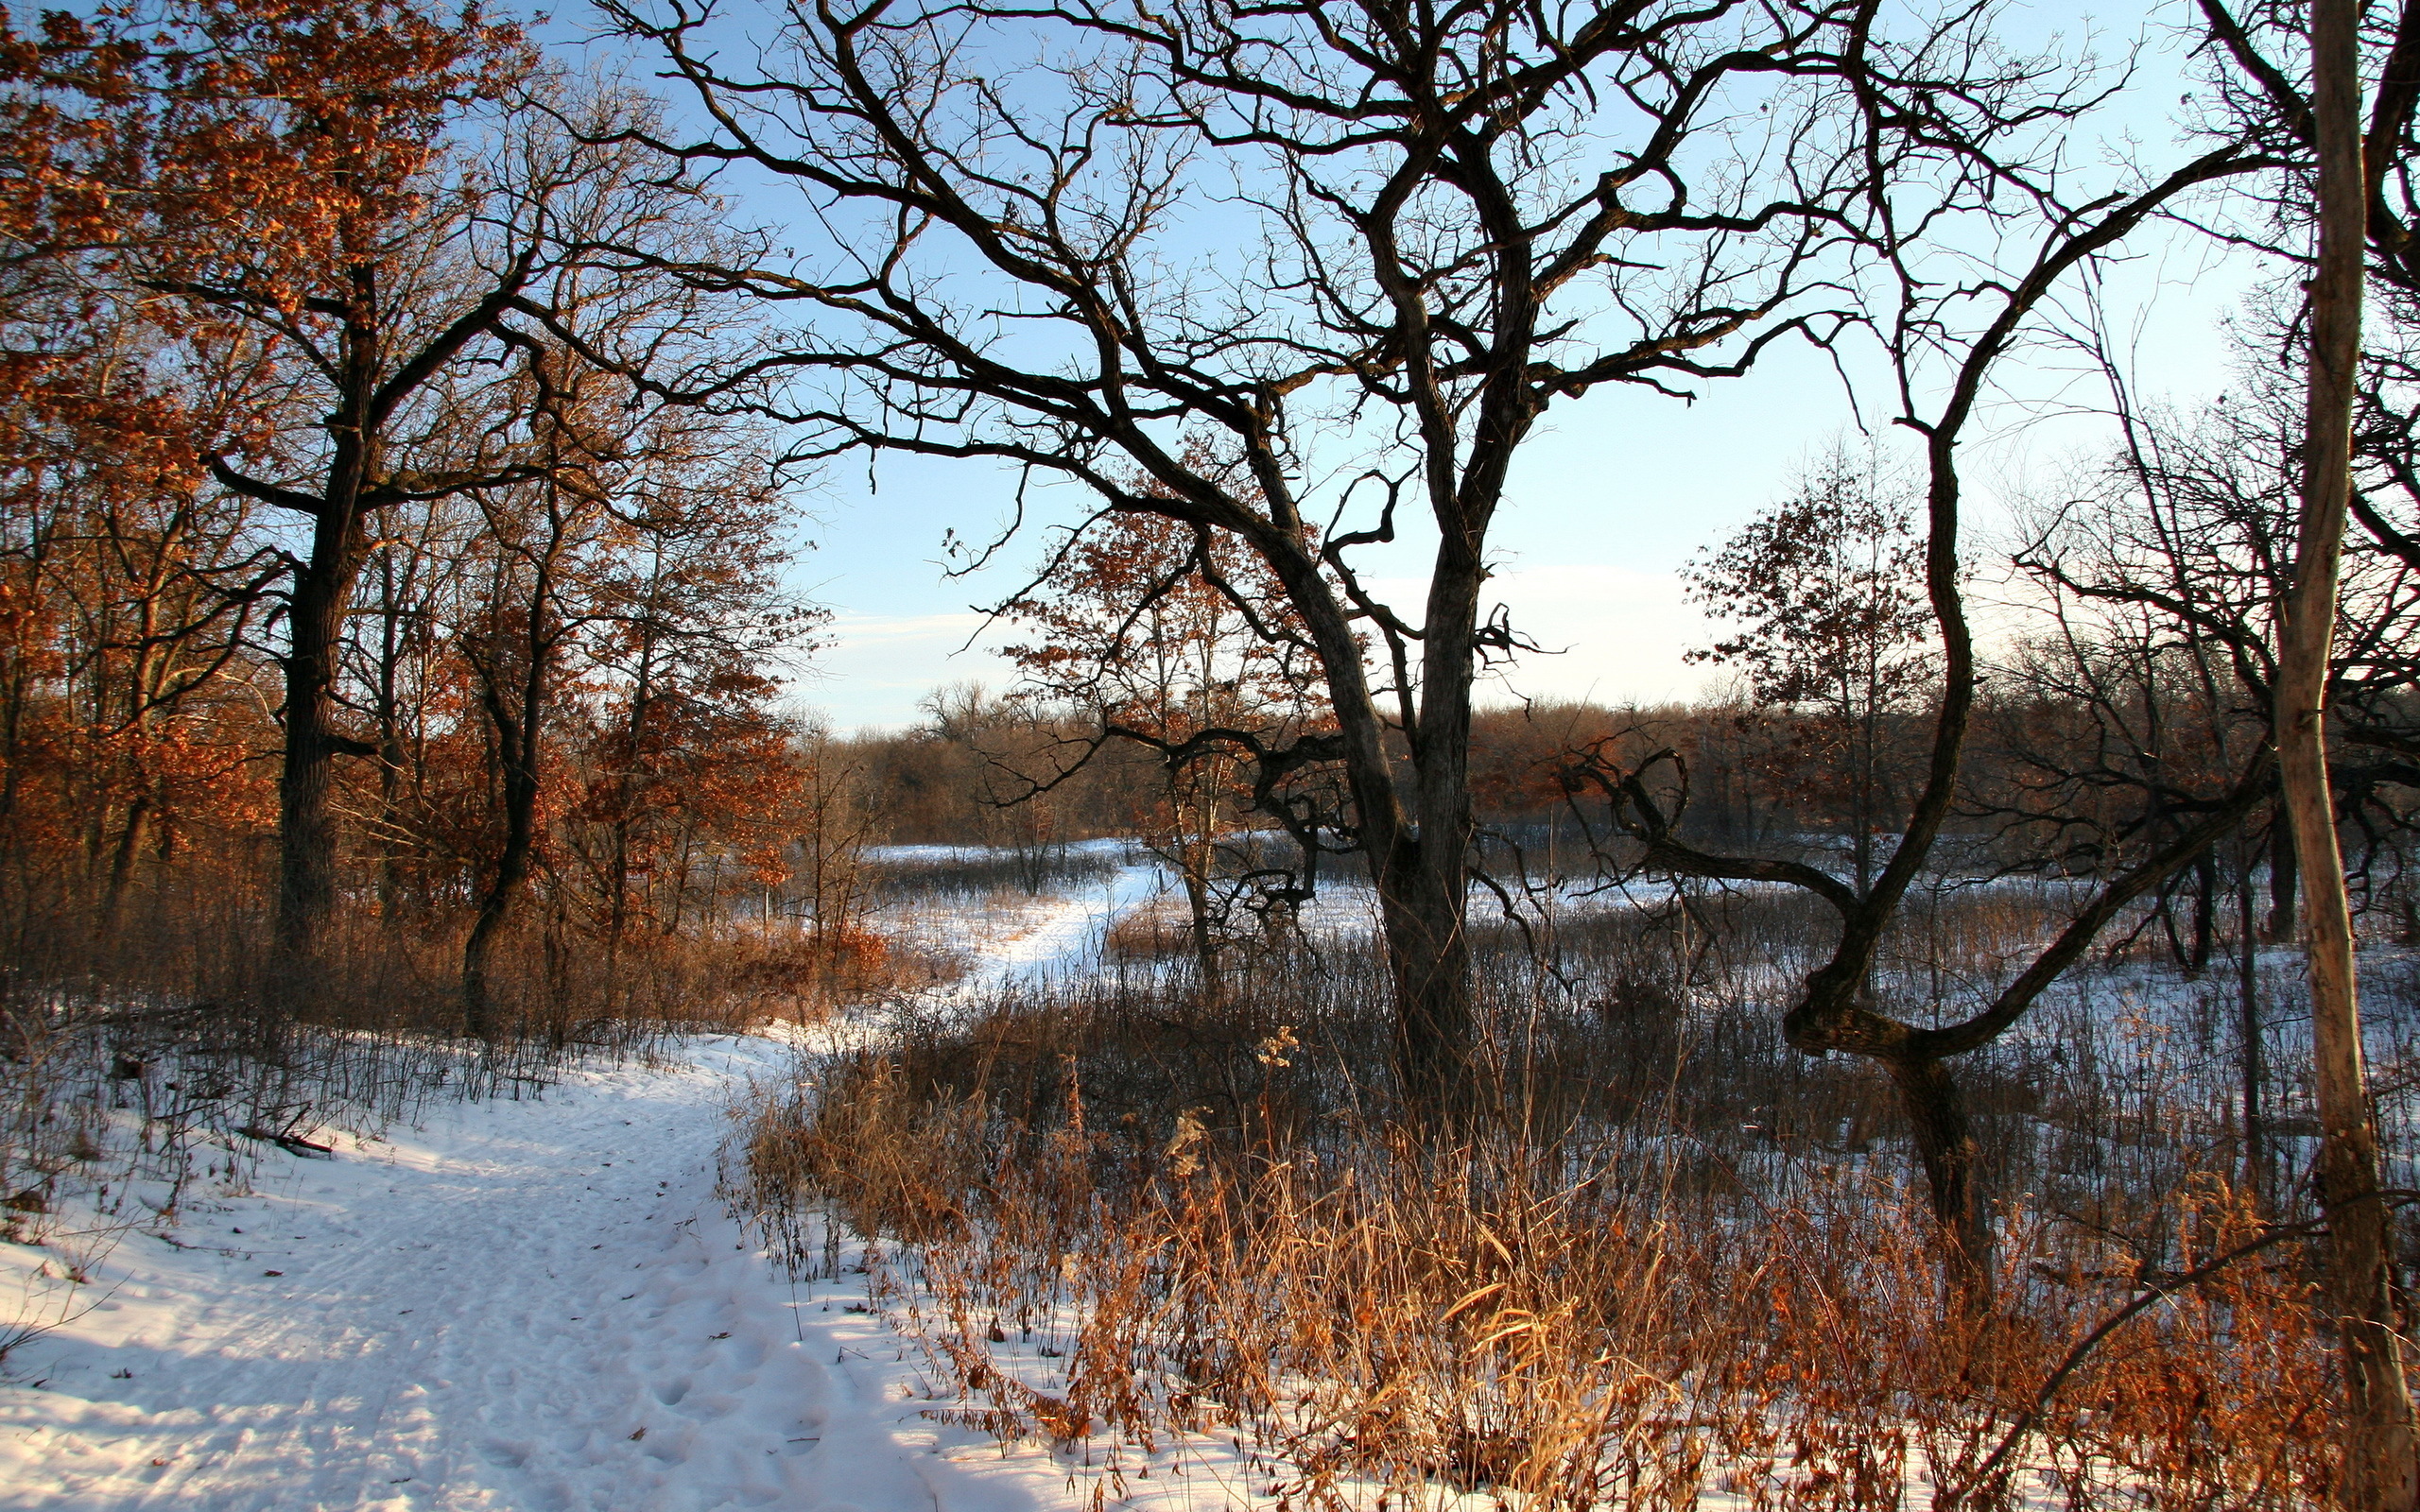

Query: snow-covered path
left=0, top=851, right=1183, bottom=1511
left=0, top=1038, right=1064, bottom=1512
left=955, top=860, right=1165, bottom=992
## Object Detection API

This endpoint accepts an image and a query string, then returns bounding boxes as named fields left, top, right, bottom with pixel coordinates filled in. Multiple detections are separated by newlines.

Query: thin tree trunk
left=2268, top=807, right=2301, bottom=942
left=2289, top=7, right=2418, bottom=1501
left=1182, top=863, right=1219, bottom=1004
left=2190, top=852, right=2217, bottom=974
left=2239, top=837, right=2267, bottom=1210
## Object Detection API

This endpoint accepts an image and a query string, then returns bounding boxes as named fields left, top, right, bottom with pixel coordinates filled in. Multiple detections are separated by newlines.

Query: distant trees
left=565, top=433, right=814, bottom=948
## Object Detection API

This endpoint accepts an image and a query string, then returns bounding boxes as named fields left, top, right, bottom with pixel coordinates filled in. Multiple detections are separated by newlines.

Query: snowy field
left=0, top=850, right=2376, bottom=1509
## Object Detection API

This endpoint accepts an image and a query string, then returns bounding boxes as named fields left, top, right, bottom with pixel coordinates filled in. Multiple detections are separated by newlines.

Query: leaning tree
left=1563, top=25, right=2270, bottom=1292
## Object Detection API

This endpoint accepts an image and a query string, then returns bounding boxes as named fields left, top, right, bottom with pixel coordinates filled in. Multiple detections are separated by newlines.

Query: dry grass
left=736, top=1070, right=2334, bottom=1510
left=726, top=878, right=2387, bottom=1510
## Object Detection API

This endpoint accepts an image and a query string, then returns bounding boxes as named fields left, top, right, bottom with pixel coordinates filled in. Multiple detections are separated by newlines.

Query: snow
left=0, top=1038, right=1038, bottom=1510
left=0, top=851, right=2269, bottom=1510
left=950, top=861, right=1167, bottom=993
left=863, top=837, right=1133, bottom=867
left=0, top=846, right=1176, bottom=1511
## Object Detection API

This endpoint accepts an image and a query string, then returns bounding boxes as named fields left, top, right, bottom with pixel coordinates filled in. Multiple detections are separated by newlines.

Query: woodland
left=6, top=0, right=2420, bottom=1507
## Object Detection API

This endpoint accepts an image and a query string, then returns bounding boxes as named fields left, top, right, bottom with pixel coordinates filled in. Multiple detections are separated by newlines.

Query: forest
left=4, top=0, right=2420, bottom=1507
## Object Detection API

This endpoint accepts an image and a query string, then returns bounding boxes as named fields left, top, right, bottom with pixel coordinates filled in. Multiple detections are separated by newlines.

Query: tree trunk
left=1374, top=850, right=1475, bottom=1123
left=2238, top=841, right=2267, bottom=1209
left=2289, top=6, right=2419, bottom=1502
left=273, top=295, right=380, bottom=976
left=1180, top=851, right=1221, bottom=1007
left=462, top=653, right=544, bottom=1041
left=1392, top=540, right=1487, bottom=1124
left=101, top=788, right=153, bottom=936
left=274, top=500, right=371, bottom=971
left=2190, top=852, right=2217, bottom=974
left=1261, top=530, right=1481, bottom=1125
left=607, top=639, right=657, bottom=962
left=1887, top=1055, right=1993, bottom=1305
left=2267, top=807, right=2301, bottom=943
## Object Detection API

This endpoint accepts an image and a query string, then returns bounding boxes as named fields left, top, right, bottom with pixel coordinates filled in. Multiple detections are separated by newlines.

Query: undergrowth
left=727, top=880, right=2392, bottom=1510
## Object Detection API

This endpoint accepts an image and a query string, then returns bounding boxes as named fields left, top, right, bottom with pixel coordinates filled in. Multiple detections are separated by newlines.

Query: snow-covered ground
left=867, top=852, right=1170, bottom=999
left=0, top=850, right=2360, bottom=1510
left=949, top=860, right=1165, bottom=992
left=0, top=1039, right=1058, bottom=1510
left=0, top=859, right=1173, bottom=1511
left=862, top=837, right=1132, bottom=868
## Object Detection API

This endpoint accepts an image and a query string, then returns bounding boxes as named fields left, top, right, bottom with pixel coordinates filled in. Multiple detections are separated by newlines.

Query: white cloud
left=1371, top=563, right=1720, bottom=710
left=790, top=610, right=1003, bottom=729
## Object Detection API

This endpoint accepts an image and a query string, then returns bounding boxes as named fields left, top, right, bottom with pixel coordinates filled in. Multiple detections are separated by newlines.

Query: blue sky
left=571, top=1, right=2267, bottom=733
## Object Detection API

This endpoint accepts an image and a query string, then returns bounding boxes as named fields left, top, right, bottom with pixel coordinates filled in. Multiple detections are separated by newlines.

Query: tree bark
left=274, top=497, right=373, bottom=975
left=462, top=644, right=544, bottom=1041
left=1887, top=1055, right=1992, bottom=1306
left=1375, top=847, right=1476, bottom=1122
left=273, top=288, right=381, bottom=975
left=2268, top=806, right=2301, bottom=942
left=1386, top=536, right=1488, bottom=1125
left=1258, top=529, right=1481, bottom=1125
left=2238, top=838, right=2268, bottom=1209
left=101, top=788, right=152, bottom=936
left=2289, top=5, right=2419, bottom=1502
left=1181, top=859, right=1220, bottom=1006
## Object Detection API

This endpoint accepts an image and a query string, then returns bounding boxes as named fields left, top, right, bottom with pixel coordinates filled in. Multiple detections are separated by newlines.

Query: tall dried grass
left=729, top=878, right=2386, bottom=1509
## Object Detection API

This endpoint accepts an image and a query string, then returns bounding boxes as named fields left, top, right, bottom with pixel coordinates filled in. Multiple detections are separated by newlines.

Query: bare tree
left=1564, top=49, right=2267, bottom=1289
left=2284, top=0, right=2419, bottom=1500
left=2188, top=1, right=2420, bottom=1495
left=598, top=0, right=1904, bottom=1117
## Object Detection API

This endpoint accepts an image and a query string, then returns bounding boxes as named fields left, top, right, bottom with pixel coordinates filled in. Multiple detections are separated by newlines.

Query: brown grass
left=737, top=1064, right=2335, bottom=1510
left=727, top=879, right=2379, bottom=1510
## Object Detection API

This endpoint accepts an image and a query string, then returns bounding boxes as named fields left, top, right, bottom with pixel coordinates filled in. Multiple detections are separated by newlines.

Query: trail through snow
left=0, top=1039, right=1069, bottom=1512
left=954, top=860, right=1165, bottom=992
left=0, top=867, right=1165, bottom=1511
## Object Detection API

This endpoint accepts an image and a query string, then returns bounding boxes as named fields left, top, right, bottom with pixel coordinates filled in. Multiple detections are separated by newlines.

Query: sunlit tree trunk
left=2287, top=3, right=2418, bottom=1501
